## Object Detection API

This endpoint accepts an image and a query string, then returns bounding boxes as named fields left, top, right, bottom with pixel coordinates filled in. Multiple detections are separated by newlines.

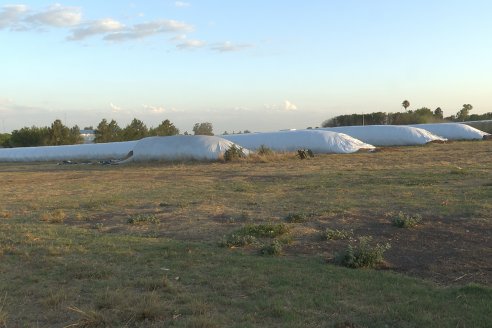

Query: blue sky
left=1, top=1, right=491, bottom=133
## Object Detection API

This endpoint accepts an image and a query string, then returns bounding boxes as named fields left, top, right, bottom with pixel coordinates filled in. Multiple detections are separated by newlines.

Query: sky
left=1, top=1, right=492, bottom=134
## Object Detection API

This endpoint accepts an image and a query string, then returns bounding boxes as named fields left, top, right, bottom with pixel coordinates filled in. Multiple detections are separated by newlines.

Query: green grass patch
left=334, top=236, right=391, bottom=269
left=325, top=228, right=354, bottom=240
left=127, top=214, right=159, bottom=225
left=391, top=212, right=423, bottom=228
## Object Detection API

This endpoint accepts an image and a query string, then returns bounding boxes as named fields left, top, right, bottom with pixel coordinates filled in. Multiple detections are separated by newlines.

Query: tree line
left=322, top=103, right=492, bottom=127
left=0, top=119, right=214, bottom=148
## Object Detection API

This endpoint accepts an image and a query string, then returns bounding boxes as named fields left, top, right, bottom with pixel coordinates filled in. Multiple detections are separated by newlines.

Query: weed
left=224, top=144, right=246, bottom=161
left=67, top=306, right=108, bottom=328
left=257, top=145, right=273, bottom=156
left=92, top=223, right=104, bottom=230
left=219, top=233, right=257, bottom=248
left=284, top=213, right=307, bottom=223
left=325, top=228, right=354, bottom=240
left=127, top=214, right=159, bottom=225
left=238, top=223, right=289, bottom=238
left=0, top=293, right=7, bottom=327
left=260, top=239, right=283, bottom=256
left=391, top=212, right=422, bottom=228
left=297, top=149, right=314, bottom=159
left=40, top=209, right=67, bottom=223
left=334, top=236, right=391, bottom=269
left=450, top=166, right=468, bottom=175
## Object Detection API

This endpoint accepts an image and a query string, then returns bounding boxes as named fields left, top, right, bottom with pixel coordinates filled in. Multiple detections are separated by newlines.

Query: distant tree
left=47, top=119, right=82, bottom=145
left=83, top=126, right=93, bottom=130
left=95, top=119, right=122, bottom=143
left=243, top=130, right=251, bottom=134
left=9, top=126, right=49, bottom=147
left=149, top=119, right=179, bottom=136
left=456, top=104, right=473, bottom=122
left=402, top=100, right=410, bottom=111
left=222, top=131, right=229, bottom=135
left=468, top=112, right=492, bottom=121
left=434, top=107, right=443, bottom=119
left=192, top=122, right=214, bottom=136
left=122, top=118, right=149, bottom=141
left=0, top=133, right=11, bottom=148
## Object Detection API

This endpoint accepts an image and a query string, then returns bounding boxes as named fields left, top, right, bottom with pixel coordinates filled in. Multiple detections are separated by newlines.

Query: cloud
left=210, top=41, right=253, bottom=52
left=176, top=39, right=206, bottom=50
left=264, top=100, right=298, bottom=112
left=110, top=102, right=122, bottom=113
left=26, top=3, right=82, bottom=28
left=175, top=1, right=191, bottom=8
left=104, top=19, right=193, bottom=41
left=68, top=18, right=124, bottom=41
left=0, top=4, right=28, bottom=29
left=284, top=100, right=297, bottom=111
left=142, top=104, right=166, bottom=114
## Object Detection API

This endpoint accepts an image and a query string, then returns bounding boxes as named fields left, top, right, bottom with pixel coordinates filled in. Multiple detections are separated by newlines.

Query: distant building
left=80, top=129, right=95, bottom=144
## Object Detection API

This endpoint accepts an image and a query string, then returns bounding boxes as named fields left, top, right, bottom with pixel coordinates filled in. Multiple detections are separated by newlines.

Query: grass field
left=1, top=140, right=491, bottom=327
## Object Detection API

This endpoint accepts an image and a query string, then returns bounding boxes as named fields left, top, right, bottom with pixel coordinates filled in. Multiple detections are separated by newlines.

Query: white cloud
left=284, top=100, right=297, bottom=111
left=264, top=101, right=298, bottom=112
left=104, top=19, right=193, bottom=41
left=210, top=41, right=253, bottom=52
left=68, top=18, right=124, bottom=41
left=26, top=4, right=82, bottom=27
left=0, top=4, right=28, bottom=29
left=142, top=104, right=166, bottom=114
left=176, top=39, right=206, bottom=50
left=175, top=1, right=191, bottom=8
left=110, top=102, right=122, bottom=113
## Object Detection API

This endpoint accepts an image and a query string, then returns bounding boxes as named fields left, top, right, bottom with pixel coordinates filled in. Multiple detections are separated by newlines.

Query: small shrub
left=40, top=209, right=67, bottom=223
left=297, top=149, right=314, bottom=159
left=325, top=228, right=354, bottom=240
left=284, top=213, right=307, bottom=223
left=260, top=239, right=283, bottom=256
left=239, top=223, right=289, bottom=238
left=334, top=236, right=390, bottom=269
left=219, top=233, right=257, bottom=248
left=127, top=214, right=159, bottom=225
left=257, top=145, right=273, bottom=156
left=391, top=212, right=422, bottom=228
left=224, top=145, right=246, bottom=161
left=450, top=166, right=467, bottom=175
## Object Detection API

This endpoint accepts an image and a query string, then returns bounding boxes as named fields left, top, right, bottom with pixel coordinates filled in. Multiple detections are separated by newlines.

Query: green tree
left=95, top=119, right=122, bottom=143
left=456, top=104, right=473, bottom=122
left=434, top=107, right=443, bottom=119
left=10, top=126, right=50, bottom=147
left=0, top=133, right=11, bottom=148
left=47, top=119, right=82, bottom=145
left=149, top=119, right=179, bottom=136
left=192, top=122, right=214, bottom=136
left=122, top=118, right=148, bottom=141
left=402, top=100, right=410, bottom=111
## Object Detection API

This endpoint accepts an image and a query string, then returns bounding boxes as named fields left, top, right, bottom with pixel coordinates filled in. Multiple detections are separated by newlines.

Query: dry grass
left=0, top=141, right=491, bottom=327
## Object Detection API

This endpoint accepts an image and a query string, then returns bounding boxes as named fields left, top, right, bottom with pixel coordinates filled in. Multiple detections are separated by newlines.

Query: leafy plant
left=224, top=144, right=246, bottom=161
left=40, top=209, right=67, bottom=223
left=260, top=239, right=283, bottom=256
left=325, top=228, right=354, bottom=240
left=219, top=233, right=257, bottom=248
left=391, top=212, right=422, bottom=228
left=334, top=237, right=390, bottom=269
left=239, top=223, right=289, bottom=238
left=127, top=214, right=159, bottom=225
left=284, top=213, right=307, bottom=223
left=297, top=149, right=314, bottom=159
left=257, top=145, right=273, bottom=156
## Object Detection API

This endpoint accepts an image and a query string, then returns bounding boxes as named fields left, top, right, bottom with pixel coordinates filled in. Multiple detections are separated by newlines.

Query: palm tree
left=402, top=100, right=410, bottom=111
